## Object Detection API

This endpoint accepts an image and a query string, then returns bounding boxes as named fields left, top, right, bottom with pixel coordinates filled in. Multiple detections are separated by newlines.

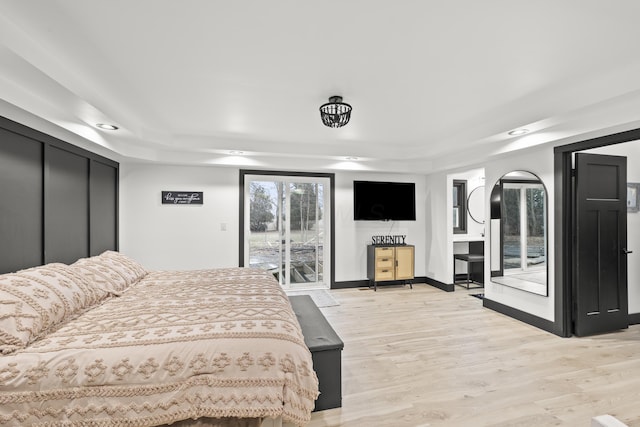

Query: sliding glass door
left=244, top=174, right=331, bottom=289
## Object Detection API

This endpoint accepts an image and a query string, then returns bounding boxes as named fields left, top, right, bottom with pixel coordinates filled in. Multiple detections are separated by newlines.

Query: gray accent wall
left=90, top=161, right=118, bottom=256
left=0, top=126, right=44, bottom=272
left=0, top=116, right=118, bottom=273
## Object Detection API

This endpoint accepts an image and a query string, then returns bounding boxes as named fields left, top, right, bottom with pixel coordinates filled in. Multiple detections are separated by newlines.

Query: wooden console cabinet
left=367, top=245, right=415, bottom=291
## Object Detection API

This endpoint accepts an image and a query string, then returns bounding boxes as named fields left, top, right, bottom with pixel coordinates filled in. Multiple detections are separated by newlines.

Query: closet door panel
left=90, top=160, right=118, bottom=255
left=45, top=146, right=89, bottom=264
left=0, top=128, right=43, bottom=272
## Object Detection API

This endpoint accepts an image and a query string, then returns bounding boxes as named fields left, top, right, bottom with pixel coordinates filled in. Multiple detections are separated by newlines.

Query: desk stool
left=453, top=253, right=484, bottom=289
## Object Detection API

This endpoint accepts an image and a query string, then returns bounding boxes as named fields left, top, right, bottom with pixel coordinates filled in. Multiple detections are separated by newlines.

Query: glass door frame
left=239, top=170, right=335, bottom=289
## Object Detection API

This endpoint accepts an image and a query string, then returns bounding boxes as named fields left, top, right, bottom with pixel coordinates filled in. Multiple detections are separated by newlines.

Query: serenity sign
left=371, top=234, right=407, bottom=245
left=161, top=191, right=203, bottom=205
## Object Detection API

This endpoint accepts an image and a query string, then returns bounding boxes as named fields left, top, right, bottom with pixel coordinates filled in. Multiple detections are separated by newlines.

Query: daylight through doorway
left=244, top=174, right=331, bottom=290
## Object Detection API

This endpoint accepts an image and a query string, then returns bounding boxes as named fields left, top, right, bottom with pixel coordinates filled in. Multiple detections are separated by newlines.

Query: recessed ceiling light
left=96, top=123, right=119, bottom=130
left=508, top=128, right=529, bottom=136
left=345, top=156, right=359, bottom=161
left=229, top=150, right=244, bottom=155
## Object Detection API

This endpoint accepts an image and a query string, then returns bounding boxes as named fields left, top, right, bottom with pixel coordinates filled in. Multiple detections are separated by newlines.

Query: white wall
left=425, top=146, right=555, bottom=322
left=483, top=147, right=555, bottom=321
left=585, top=142, right=640, bottom=314
left=424, top=172, right=448, bottom=281
left=120, top=163, right=427, bottom=283
left=425, top=168, right=486, bottom=285
left=334, top=172, right=427, bottom=281
left=119, top=163, right=240, bottom=270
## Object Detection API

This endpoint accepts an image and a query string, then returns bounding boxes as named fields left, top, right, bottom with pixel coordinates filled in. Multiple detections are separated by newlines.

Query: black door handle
left=622, top=248, right=633, bottom=255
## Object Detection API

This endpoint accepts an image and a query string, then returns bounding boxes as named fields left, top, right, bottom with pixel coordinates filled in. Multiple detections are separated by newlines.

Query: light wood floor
left=308, top=284, right=640, bottom=427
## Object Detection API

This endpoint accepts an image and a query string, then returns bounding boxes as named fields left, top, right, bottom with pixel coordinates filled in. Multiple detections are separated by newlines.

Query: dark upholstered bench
left=289, top=295, right=343, bottom=411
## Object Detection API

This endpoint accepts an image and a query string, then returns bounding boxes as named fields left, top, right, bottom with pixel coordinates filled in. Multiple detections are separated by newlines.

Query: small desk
left=453, top=253, right=485, bottom=289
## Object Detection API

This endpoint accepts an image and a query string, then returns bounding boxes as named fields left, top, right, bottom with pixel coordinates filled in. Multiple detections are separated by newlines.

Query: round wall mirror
left=489, top=171, right=548, bottom=296
left=467, top=186, right=485, bottom=224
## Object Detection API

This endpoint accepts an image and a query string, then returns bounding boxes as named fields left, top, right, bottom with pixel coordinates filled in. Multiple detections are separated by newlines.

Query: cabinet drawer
left=375, top=257, right=394, bottom=269
left=375, top=247, right=393, bottom=259
left=375, top=247, right=394, bottom=256
left=375, top=268, right=394, bottom=281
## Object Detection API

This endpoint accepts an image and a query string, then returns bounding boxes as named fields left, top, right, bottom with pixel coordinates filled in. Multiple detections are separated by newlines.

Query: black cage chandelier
left=319, top=96, right=352, bottom=128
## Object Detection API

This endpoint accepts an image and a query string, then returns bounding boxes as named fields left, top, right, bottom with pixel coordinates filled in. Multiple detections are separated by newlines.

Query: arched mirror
left=489, top=171, right=548, bottom=296
left=467, top=186, right=485, bottom=224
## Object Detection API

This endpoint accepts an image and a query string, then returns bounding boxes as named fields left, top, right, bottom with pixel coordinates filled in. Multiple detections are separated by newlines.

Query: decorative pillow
left=100, top=250, right=147, bottom=284
left=0, top=263, right=102, bottom=354
left=70, top=251, right=147, bottom=296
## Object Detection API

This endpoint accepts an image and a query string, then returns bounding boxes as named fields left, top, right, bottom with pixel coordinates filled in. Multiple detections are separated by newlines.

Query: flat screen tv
left=353, top=180, right=416, bottom=221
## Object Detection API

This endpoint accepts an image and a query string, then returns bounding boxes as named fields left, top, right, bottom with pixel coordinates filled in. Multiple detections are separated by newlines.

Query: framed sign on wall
left=161, top=191, right=203, bottom=205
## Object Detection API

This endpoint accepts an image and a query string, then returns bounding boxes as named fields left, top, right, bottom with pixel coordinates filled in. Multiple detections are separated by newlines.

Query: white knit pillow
left=0, top=263, right=103, bottom=354
left=70, top=251, right=147, bottom=296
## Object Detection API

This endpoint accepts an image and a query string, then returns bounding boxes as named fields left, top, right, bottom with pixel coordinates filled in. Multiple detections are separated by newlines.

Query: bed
left=0, top=251, right=318, bottom=426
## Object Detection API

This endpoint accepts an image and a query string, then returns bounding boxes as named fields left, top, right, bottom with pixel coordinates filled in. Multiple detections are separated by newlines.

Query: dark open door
left=574, top=153, right=628, bottom=336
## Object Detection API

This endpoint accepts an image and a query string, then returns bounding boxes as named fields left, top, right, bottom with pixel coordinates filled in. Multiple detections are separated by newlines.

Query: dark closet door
left=90, top=160, right=118, bottom=255
left=574, top=153, right=628, bottom=336
left=0, top=128, right=43, bottom=272
left=45, top=146, right=89, bottom=264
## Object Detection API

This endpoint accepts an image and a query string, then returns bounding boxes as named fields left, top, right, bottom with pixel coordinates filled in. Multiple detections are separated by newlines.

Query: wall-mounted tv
left=353, top=180, right=416, bottom=221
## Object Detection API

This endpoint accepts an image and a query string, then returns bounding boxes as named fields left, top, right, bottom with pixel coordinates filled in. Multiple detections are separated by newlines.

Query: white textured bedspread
left=0, top=268, right=318, bottom=426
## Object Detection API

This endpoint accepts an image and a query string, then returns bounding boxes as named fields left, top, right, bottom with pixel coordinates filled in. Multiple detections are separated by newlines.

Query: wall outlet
left=220, top=223, right=227, bottom=231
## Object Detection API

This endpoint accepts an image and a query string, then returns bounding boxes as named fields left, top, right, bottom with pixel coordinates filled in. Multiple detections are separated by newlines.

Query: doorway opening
left=554, top=128, right=640, bottom=337
left=239, top=170, right=335, bottom=290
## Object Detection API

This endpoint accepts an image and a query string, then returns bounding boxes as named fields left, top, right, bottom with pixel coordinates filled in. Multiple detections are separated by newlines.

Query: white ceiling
left=2, top=0, right=640, bottom=173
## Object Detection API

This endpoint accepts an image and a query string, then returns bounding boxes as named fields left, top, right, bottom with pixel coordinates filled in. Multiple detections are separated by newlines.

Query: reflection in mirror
left=490, top=171, right=548, bottom=296
left=467, top=186, right=485, bottom=224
